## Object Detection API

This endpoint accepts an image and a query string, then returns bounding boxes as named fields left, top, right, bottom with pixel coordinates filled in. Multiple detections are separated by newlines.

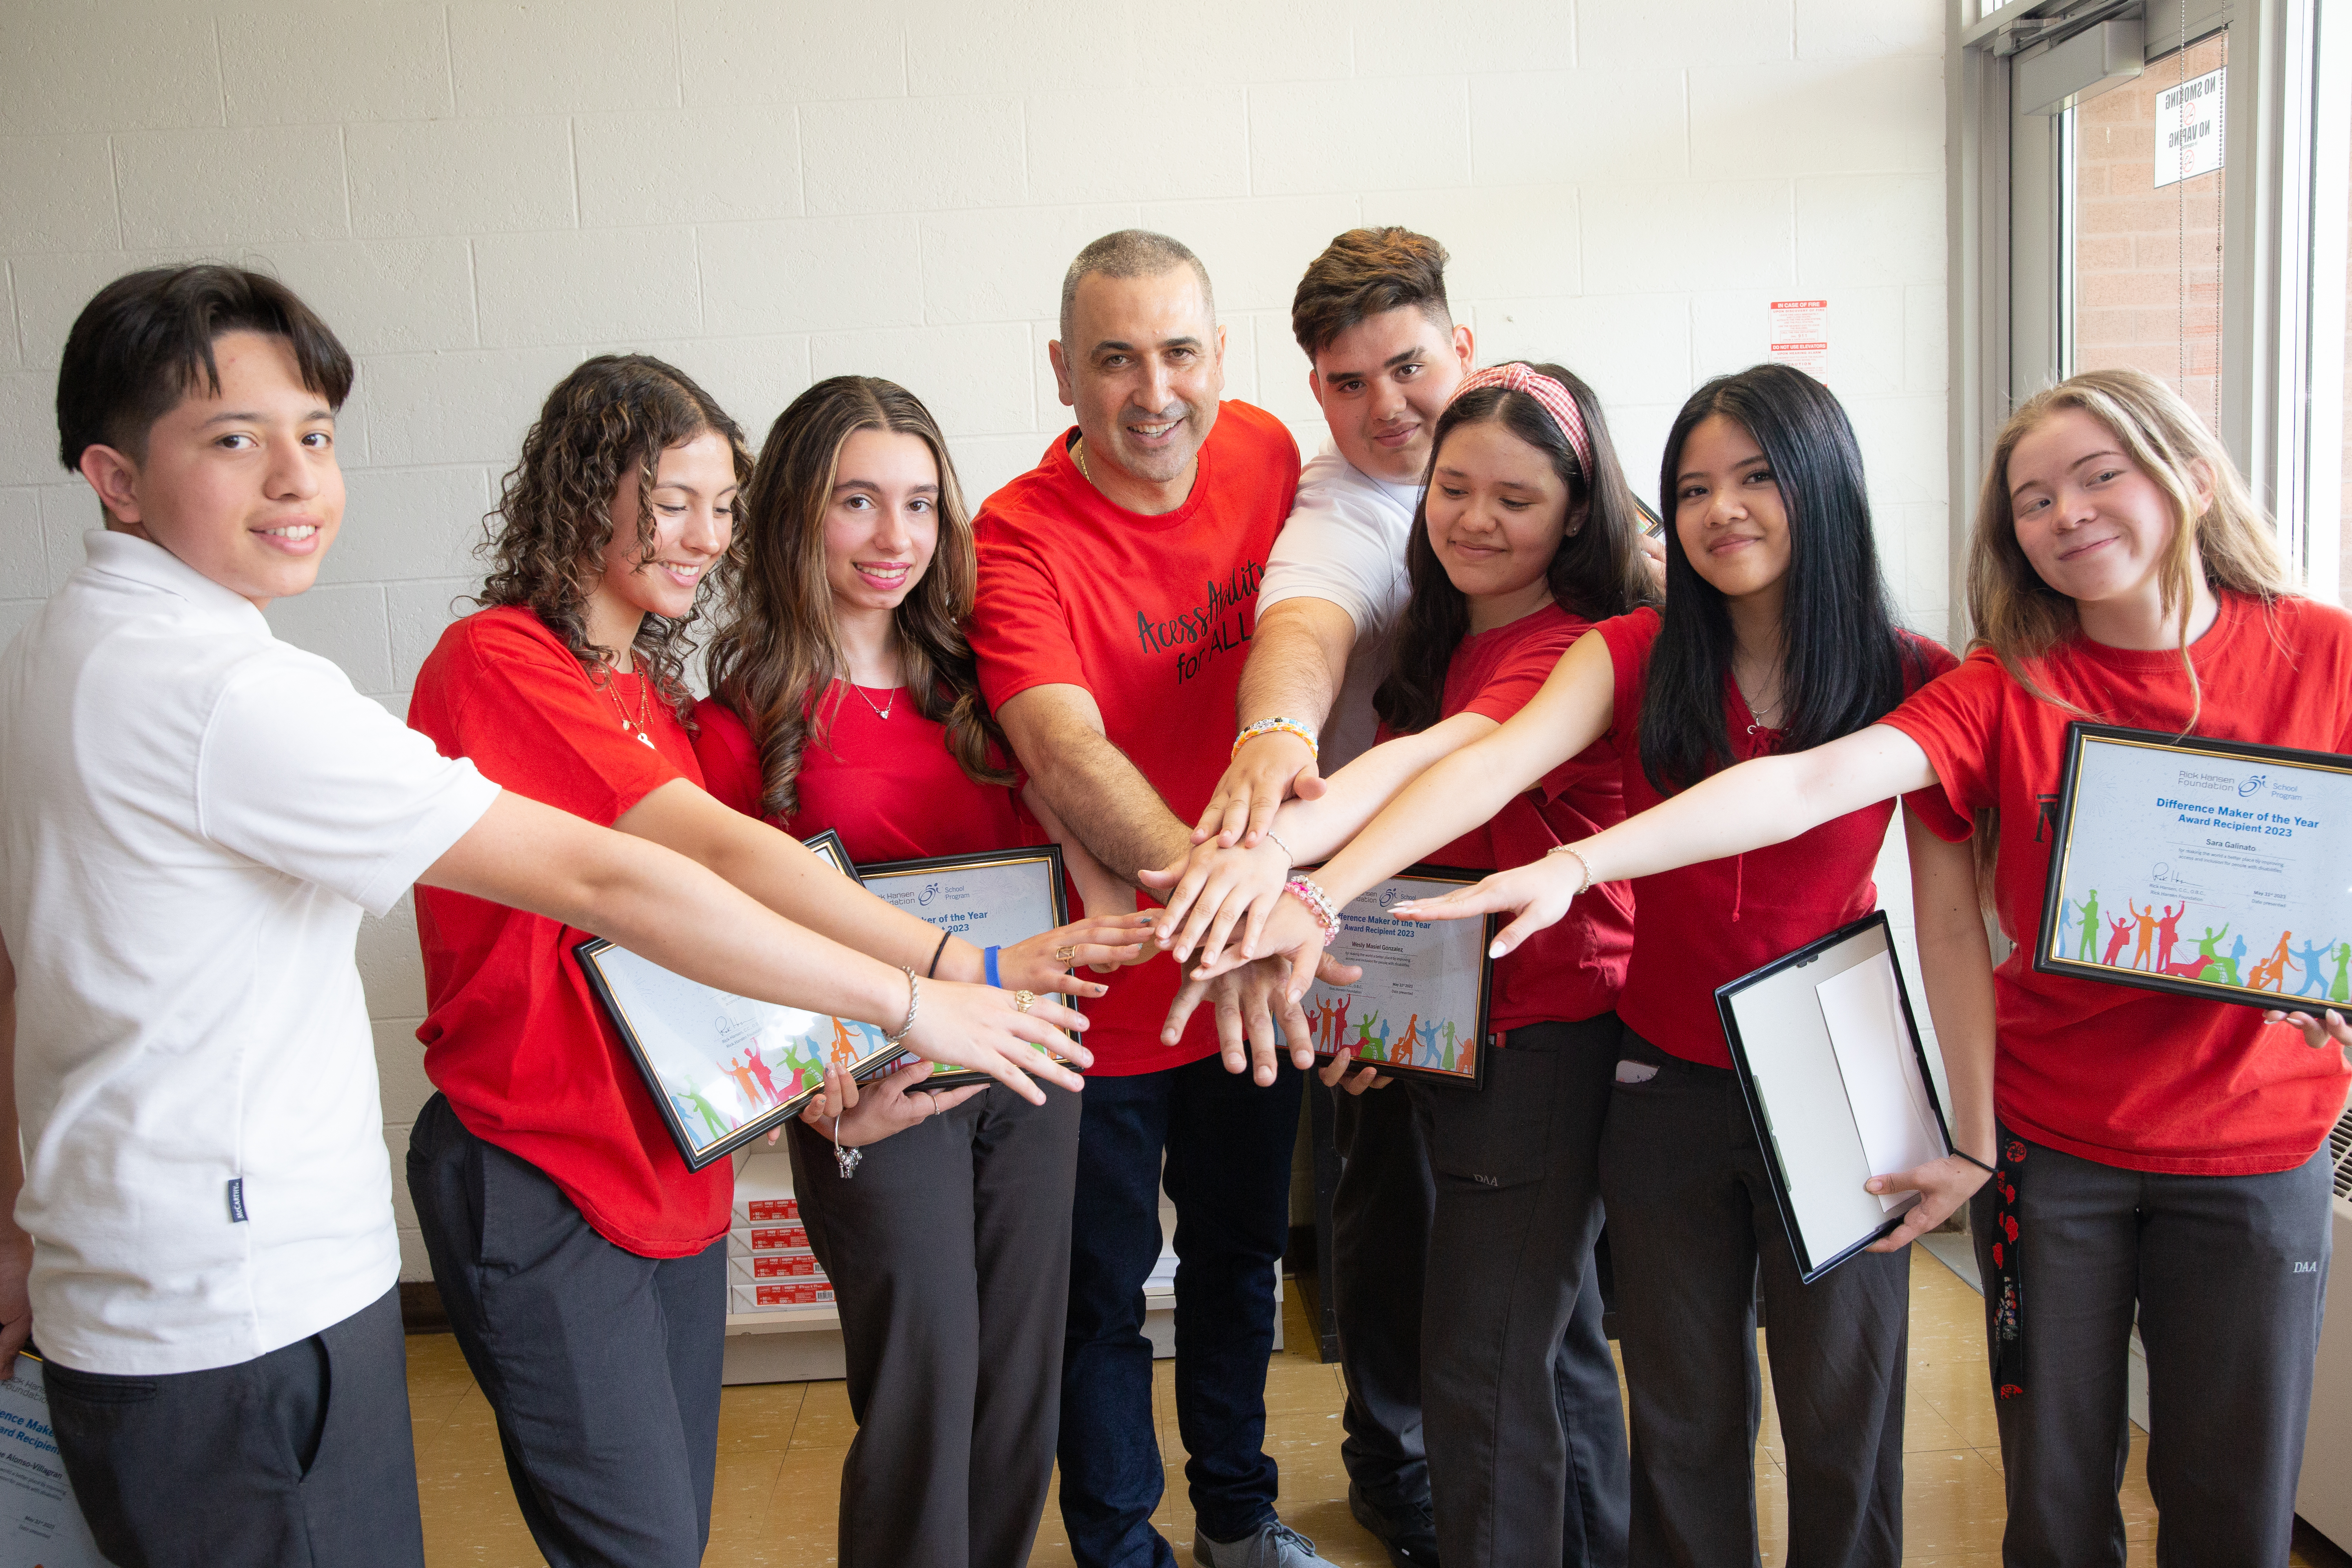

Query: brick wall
left=2071, top=34, right=2229, bottom=423
left=0, top=0, right=1953, bottom=1278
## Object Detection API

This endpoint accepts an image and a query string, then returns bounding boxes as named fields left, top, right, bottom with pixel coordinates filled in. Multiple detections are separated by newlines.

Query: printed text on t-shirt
left=1135, top=559, right=1265, bottom=686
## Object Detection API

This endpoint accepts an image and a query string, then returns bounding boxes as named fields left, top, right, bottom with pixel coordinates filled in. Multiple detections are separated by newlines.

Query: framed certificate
left=1301, top=866, right=1494, bottom=1090
left=857, top=844, right=1070, bottom=1088
left=573, top=830, right=900, bottom=1171
left=0, top=1352, right=106, bottom=1567
left=2036, top=722, right=2352, bottom=1016
left=1716, top=913, right=1953, bottom=1282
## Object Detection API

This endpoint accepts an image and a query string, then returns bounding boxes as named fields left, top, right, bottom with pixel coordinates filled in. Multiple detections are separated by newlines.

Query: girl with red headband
left=1145, top=361, right=1655, bottom=1567
left=1159, top=363, right=1977, bottom=1564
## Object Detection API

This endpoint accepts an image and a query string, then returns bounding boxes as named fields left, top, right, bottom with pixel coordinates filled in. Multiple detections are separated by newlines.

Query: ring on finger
left=1053, top=945, right=1077, bottom=965
left=1013, top=989, right=1038, bottom=1013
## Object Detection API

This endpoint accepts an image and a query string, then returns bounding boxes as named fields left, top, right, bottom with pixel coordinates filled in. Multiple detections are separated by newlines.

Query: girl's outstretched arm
left=1395, top=721, right=1943, bottom=956
left=1143, top=711, right=1495, bottom=964
left=1177, top=631, right=1619, bottom=992
left=1864, top=806, right=1996, bottom=1250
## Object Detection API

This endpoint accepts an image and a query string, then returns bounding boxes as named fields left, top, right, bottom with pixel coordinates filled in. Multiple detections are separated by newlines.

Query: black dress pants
left=789, top=1081, right=1080, bottom=1568
left=1329, top=1073, right=1434, bottom=1516
left=407, top=1093, right=726, bottom=1568
left=45, top=1286, right=424, bottom=1568
left=1970, top=1132, right=2332, bottom=1567
left=1600, top=1029, right=1909, bottom=1568
left=1417, top=1016, right=1629, bottom=1568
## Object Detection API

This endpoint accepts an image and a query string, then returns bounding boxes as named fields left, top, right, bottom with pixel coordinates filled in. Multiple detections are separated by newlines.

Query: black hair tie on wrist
left=926, top=929, right=951, bottom=979
left=1952, top=1148, right=1996, bottom=1175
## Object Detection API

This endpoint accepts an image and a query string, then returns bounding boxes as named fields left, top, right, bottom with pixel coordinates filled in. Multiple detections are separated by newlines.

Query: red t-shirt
left=970, top=405, right=1301, bottom=1074
left=1382, top=603, right=1634, bottom=1033
left=408, top=606, right=730, bottom=1256
left=689, top=687, right=1033, bottom=862
left=1599, top=608, right=1964, bottom=1069
left=1882, top=590, right=2352, bottom=1175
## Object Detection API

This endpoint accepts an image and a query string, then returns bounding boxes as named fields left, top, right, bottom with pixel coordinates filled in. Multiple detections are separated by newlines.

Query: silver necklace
left=846, top=679, right=898, bottom=721
left=1736, top=676, right=1784, bottom=735
left=831, top=1115, right=861, bottom=1179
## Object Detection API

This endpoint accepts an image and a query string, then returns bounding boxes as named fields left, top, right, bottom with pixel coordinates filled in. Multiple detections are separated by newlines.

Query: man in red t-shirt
left=971, top=231, right=1327, bottom=1568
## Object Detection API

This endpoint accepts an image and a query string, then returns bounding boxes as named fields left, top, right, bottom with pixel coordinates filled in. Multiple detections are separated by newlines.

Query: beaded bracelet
left=1283, top=875, right=1342, bottom=947
left=1544, top=842, right=1596, bottom=896
left=1232, top=717, right=1319, bottom=761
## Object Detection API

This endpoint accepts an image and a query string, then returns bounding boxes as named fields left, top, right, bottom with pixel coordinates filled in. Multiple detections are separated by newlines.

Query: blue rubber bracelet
left=984, top=946, right=1001, bottom=989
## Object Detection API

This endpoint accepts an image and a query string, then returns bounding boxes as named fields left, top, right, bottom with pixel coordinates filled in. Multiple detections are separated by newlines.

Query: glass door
left=2063, top=31, right=2230, bottom=424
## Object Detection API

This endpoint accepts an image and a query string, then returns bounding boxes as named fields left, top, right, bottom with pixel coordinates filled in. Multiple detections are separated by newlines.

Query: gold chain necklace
left=602, top=661, right=656, bottom=748
left=1074, top=436, right=1093, bottom=486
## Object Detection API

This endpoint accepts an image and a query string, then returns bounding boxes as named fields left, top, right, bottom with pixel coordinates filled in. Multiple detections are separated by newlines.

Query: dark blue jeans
left=1058, top=1051, right=1304, bottom=1568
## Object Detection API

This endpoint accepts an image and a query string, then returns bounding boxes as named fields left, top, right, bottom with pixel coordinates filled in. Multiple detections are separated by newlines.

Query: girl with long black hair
left=1160, top=363, right=1978, bottom=1564
left=1404, top=367, right=2352, bottom=1564
left=1144, top=361, right=1651, bottom=1566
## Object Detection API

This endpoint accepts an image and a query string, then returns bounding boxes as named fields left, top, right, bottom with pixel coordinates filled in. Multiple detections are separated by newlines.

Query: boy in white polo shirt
left=0, top=265, right=1084, bottom=1568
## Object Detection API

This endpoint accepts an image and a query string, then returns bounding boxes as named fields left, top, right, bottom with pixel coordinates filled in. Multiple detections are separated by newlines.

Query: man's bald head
left=1058, top=230, right=1216, bottom=346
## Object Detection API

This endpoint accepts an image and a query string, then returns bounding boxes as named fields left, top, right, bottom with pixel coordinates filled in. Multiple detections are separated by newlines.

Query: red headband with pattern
left=1450, top=363, right=1594, bottom=478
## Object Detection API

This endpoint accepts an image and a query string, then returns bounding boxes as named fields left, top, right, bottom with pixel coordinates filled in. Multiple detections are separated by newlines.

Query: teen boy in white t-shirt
left=0, top=265, right=1089, bottom=1568
left=1180, top=230, right=1648, bottom=1568
left=1192, top=229, right=1472, bottom=1568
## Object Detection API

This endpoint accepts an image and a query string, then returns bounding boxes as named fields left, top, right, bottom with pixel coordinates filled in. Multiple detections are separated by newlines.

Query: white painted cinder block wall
left=0, top=0, right=1951, bottom=1279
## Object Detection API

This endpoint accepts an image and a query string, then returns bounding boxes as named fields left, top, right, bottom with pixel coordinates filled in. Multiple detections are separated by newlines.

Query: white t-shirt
left=0, top=532, right=499, bottom=1376
left=1256, top=442, right=1421, bottom=768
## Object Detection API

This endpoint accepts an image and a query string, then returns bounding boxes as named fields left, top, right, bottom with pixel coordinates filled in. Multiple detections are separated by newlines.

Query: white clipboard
left=1714, top=913, right=1954, bottom=1281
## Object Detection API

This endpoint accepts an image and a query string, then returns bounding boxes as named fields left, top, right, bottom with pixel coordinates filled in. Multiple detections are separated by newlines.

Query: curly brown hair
left=476, top=354, right=753, bottom=722
left=704, top=376, right=1011, bottom=821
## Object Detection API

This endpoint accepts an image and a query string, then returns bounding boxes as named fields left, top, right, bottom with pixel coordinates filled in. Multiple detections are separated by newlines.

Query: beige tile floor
left=407, top=1245, right=2348, bottom=1566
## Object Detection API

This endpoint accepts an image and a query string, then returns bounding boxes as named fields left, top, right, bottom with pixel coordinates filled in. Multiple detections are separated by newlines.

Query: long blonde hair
left=1964, top=369, right=2294, bottom=905
left=1967, top=367, right=2290, bottom=712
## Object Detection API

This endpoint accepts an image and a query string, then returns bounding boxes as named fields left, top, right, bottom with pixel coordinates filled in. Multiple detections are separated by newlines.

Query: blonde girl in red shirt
left=1403, top=367, right=2352, bottom=1566
left=693, top=376, right=1153, bottom=1568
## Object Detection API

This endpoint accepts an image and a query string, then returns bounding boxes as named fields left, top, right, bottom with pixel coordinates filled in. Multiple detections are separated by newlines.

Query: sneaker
left=1192, top=1518, right=1323, bottom=1567
left=1348, top=1482, right=1442, bottom=1568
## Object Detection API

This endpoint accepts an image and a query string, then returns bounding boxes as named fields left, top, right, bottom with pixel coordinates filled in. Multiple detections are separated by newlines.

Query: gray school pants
left=1416, top=1014, right=1630, bottom=1568
left=1969, top=1131, right=2333, bottom=1568
left=1329, top=1074, right=1434, bottom=1517
left=790, top=1080, right=1080, bottom=1568
left=44, top=1285, right=424, bottom=1568
left=407, top=1093, right=726, bottom=1568
left=1601, top=1027, right=1911, bottom=1568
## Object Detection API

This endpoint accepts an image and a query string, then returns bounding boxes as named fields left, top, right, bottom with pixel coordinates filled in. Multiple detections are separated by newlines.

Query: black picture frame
left=1715, top=912, right=1954, bottom=1283
left=1301, top=864, right=1495, bottom=1091
left=854, top=844, right=1072, bottom=1090
left=573, top=829, right=901, bottom=1171
left=2034, top=722, right=2352, bottom=1017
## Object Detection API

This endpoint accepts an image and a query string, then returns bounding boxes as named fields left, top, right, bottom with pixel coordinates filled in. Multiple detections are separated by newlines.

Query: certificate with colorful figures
left=2036, top=723, right=2352, bottom=1016
left=572, top=828, right=898, bottom=1171
left=1301, top=866, right=1494, bottom=1090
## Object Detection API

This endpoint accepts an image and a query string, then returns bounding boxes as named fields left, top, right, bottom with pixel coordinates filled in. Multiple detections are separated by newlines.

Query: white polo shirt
left=0, top=531, right=499, bottom=1376
left=1256, top=441, right=1420, bottom=769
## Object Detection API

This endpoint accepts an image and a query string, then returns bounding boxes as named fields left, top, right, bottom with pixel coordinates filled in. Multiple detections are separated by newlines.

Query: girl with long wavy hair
left=1163, top=363, right=1974, bottom=1564
left=1406, top=367, right=2352, bottom=1564
left=694, top=376, right=1152, bottom=1568
left=1139, top=363, right=1650, bottom=1566
left=404, top=356, right=1116, bottom=1567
